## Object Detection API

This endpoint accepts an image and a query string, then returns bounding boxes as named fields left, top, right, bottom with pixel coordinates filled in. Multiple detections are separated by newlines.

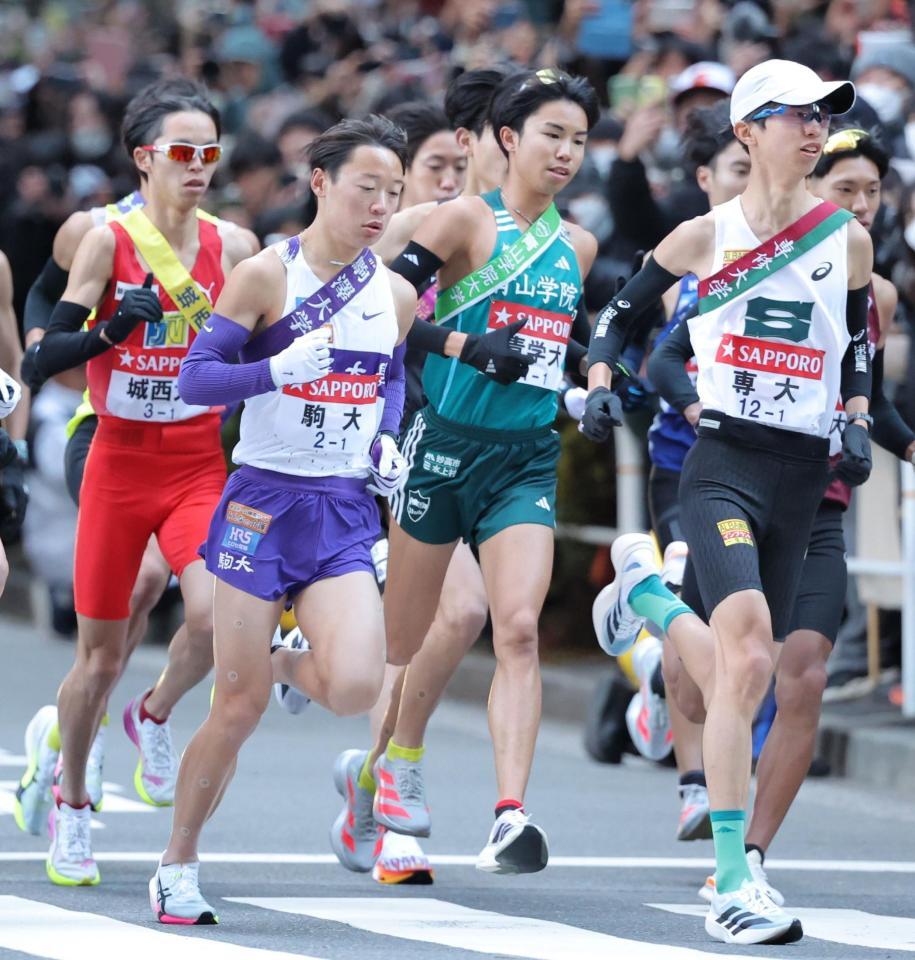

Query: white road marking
left=0, top=748, right=27, bottom=765
left=231, top=896, right=758, bottom=960
left=0, top=896, right=327, bottom=960
left=1, top=851, right=915, bottom=872
left=0, top=780, right=154, bottom=830
left=650, top=904, right=915, bottom=952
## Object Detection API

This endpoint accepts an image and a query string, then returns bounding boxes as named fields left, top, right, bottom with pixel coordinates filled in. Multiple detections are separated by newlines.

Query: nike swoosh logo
left=202, top=324, right=214, bottom=333
left=362, top=311, right=383, bottom=322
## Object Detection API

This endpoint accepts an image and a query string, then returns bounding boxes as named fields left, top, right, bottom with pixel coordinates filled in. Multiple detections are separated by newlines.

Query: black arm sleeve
left=35, top=301, right=109, bottom=378
left=588, top=256, right=682, bottom=370
left=870, top=347, right=915, bottom=458
left=389, top=242, right=444, bottom=291
left=841, top=285, right=872, bottom=404
left=647, top=319, right=700, bottom=412
left=565, top=337, right=586, bottom=372
left=406, top=319, right=451, bottom=357
left=23, top=258, right=70, bottom=336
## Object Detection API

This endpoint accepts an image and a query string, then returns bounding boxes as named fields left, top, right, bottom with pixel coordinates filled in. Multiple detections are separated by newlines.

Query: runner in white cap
left=583, top=60, right=870, bottom=946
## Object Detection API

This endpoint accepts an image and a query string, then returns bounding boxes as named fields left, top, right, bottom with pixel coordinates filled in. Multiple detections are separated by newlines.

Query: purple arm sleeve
left=378, top=341, right=406, bottom=436
left=178, top=313, right=276, bottom=405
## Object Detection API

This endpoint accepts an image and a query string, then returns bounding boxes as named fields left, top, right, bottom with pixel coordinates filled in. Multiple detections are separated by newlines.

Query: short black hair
left=384, top=101, right=450, bottom=169
left=811, top=125, right=890, bottom=181
left=121, top=78, right=220, bottom=173
left=682, top=102, right=737, bottom=171
left=489, top=69, right=600, bottom=158
left=307, top=115, right=407, bottom=178
left=444, top=67, right=519, bottom=135
left=229, top=131, right=282, bottom=177
left=277, top=107, right=335, bottom=141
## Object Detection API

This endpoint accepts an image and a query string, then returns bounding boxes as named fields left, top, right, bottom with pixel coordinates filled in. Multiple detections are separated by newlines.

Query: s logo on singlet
left=743, top=297, right=814, bottom=344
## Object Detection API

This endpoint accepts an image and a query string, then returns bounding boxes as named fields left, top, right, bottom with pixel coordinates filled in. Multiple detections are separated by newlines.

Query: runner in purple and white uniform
left=147, top=116, right=416, bottom=926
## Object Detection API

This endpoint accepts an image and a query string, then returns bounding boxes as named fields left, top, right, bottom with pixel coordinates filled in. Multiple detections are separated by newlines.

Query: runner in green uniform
left=375, top=68, right=598, bottom=873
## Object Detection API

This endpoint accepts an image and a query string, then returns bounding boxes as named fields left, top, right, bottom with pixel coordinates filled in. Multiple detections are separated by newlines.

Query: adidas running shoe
left=476, top=809, right=549, bottom=875
left=677, top=782, right=712, bottom=841
left=373, top=751, right=430, bottom=837
left=699, top=875, right=716, bottom=902
left=47, top=801, right=99, bottom=886
left=705, top=878, right=802, bottom=945
left=373, top=829, right=434, bottom=885
left=747, top=847, right=784, bottom=906
left=592, top=533, right=658, bottom=656
left=150, top=860, right=218, bottom=924
left=123, top=692, right=178, bottom=806
left=14, top=705, right=60, bottom=835
left=626, top=637, right=672, bottom=762
left=271, top=626, right=312, bottom=715
left=330, top=749, right=382, bottom=873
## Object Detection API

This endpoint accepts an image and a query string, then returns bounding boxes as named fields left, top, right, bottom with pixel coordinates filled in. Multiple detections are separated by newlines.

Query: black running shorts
left=787, top=499, right=847, bottom=644
left=678, top=411, right=829, bottom=638
left=648, top=465, right=685, bottom=553
left=64, top=415, right=98, bottom=507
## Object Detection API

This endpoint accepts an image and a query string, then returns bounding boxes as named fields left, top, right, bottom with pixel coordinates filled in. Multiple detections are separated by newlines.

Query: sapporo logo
left=407, top=489, right=431, bottom=523
left=743, top=297, right=814, bottom=344
left=811, top=262, right=832, bottom=281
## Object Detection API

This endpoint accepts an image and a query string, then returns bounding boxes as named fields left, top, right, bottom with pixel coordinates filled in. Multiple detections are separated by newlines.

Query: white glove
left=562, top=386, right=588, bottom=421
left=367, top=432, right=407, bottom=497
left=269, top=328, right=333, bottom=387
left=0, top=367, right=22, bottom=419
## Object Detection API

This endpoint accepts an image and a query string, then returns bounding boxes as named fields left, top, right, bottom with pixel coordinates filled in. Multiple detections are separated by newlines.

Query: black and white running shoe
left=706, top=879, right=802, bottom=945
left=476, top=809, right=549, bottom=875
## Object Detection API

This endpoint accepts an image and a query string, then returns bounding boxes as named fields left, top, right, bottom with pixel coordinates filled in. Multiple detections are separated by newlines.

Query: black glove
left=834, top=421, right=872, bottom=486
left=0, top=429, right=16, bottom=469
left=103, top=272, right=162, bottom=344
left=581, top=386, right=622, bottom=441
left=21, top=342, right=45, bottom=393
left=0, top=455, right=28, bottom=543
left=459, top=317, right=534, bottom=385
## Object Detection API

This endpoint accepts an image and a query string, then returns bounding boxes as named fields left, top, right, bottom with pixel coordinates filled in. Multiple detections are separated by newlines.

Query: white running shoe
left=14, top=705, right=60, bottom=835
left=661, top=540, right=688, bottom=593
left=747, top=847, right=784, bottom=906
left=699, top=874, right=716, bottom=902
left=86, top=714, right=107, bottom=811
left=677, top=782, right=712, bottom=841
left=122, top=693, right=178, bottom=806
left=592, top=533, right=658, bottom=656
left=626, top=637, right=672, bottom=761
left=373, top=829, right=434, bottom=885
left=705, top=878, right=801, bottom=945
left=47, top=802, right=99, bottom=886
left=476, top=809, right=549, bottom=875
left=272, top=626, right=312, bottom=715
left=150, top=860, right=218, bottom=924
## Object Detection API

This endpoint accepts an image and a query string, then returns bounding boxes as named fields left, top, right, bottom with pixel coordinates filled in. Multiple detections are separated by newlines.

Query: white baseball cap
left=729, top=59, right=856, bottom=126
left=671, top=62, right=735, bottom=103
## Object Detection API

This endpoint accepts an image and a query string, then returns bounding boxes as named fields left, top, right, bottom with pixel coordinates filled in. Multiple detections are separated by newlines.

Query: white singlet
left=688, top=196, right=850, bottom=438
left=234, top=238, right=399, bottom=478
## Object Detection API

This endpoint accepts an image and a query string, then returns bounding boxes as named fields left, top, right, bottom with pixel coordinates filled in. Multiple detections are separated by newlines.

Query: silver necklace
left=501, top=191, right=534, bottom=227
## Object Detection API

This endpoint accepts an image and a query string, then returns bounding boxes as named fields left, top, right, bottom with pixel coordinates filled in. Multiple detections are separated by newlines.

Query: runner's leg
left=162, top=579, right=280, bottom=864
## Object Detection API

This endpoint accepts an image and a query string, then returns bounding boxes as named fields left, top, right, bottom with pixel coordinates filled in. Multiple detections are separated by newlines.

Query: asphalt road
left=2, top=615, right=914, bottom=960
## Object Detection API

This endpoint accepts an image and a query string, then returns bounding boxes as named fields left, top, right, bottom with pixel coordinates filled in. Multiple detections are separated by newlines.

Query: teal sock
left=711, top=810, right=752, bottom=894
left=628, top=575, right=692, bottom=633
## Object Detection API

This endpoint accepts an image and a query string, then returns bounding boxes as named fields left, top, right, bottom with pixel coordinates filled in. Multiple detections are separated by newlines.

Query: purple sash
left=240, top=240, right=378, bottom=363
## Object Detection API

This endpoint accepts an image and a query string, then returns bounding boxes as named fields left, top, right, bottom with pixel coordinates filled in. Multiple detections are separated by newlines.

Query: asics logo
left=811, top=262, right=832, bottom=281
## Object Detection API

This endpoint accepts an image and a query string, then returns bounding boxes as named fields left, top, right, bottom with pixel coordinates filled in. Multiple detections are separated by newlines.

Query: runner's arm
left=178, top=253, right=282, bottom=405
left=842, top=222, right=874, bottom=413
left=646, top=317, right=699, bottom=413
left=870, top=347, right=915, bottom=459
left=33, top=227, right=118, bottom=379
left=23, top=257, right=69, bottom=342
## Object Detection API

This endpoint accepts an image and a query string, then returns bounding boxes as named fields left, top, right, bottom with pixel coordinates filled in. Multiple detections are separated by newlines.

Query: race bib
left=487, top=300, right=571, bottom=392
